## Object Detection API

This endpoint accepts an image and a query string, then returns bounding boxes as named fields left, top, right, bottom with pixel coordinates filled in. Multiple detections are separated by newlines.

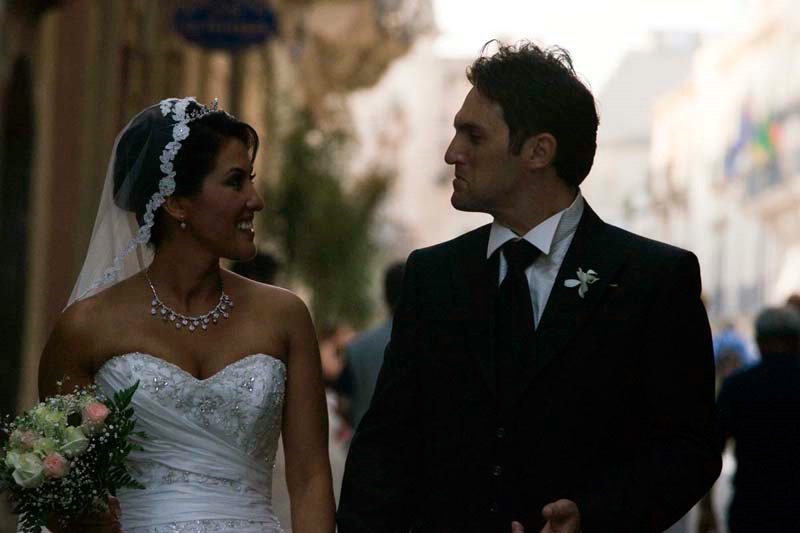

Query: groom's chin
left=450, top=193, right=475, bottom=212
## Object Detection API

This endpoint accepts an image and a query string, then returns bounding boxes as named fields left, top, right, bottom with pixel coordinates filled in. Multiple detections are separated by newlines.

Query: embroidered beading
left=98, top=353, right=287, bottom=533
left=125, top=353, right=285, bottom=453
left=127, top=519, right=281, bottom=533
left=130, top=461, right=249, bottom=493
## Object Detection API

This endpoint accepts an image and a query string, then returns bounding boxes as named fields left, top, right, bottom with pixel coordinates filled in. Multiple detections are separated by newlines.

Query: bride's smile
left=39, top=97, right=335, bottom=533
left=172, top=137, right=264, bottom=262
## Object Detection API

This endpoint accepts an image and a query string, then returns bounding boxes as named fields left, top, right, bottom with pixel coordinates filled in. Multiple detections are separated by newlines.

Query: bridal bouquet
left=0, top=381, right=143, bottom=532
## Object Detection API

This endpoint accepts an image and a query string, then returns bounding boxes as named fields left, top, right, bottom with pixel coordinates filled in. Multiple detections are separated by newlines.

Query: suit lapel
left=448, top=225, right=498, bottom=397
left=503, top=204, right=631, bottom=409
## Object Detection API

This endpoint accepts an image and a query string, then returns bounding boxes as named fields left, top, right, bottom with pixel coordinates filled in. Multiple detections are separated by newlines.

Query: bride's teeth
left=236, top=221, right=253, bottom=231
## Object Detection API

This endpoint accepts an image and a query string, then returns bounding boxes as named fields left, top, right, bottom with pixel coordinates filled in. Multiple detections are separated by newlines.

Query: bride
left=37, top=97, right=336, bottom=532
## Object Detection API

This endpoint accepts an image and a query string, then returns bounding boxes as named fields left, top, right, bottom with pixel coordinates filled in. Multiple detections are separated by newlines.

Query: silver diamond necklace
left=146, top=269, right=233, bottom=332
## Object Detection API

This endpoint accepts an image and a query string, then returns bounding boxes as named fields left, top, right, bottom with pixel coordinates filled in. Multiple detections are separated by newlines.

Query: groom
left=337, top=41, right=721, bottom=533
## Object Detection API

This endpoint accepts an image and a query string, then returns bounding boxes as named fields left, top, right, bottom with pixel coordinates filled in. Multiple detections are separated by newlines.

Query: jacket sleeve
left=573, top=251, right=722, bottom=532
left=337, top=251, right=423, bottom=533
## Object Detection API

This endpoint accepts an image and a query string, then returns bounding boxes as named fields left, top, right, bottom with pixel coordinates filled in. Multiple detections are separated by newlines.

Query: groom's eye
left=465, top=126, right=483, bottom=145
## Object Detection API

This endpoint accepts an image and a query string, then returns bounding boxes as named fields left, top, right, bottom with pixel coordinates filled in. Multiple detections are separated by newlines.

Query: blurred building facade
left=0, top=0, right=429, bottom=417
left=583, top=32, right=699, bottom=229
left=347, top=36, right=489, bottom=256
left=634, top=0, right=800, bottom=325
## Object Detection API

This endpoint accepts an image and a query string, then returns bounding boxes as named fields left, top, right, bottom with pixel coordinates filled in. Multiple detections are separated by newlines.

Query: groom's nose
left=444, top=136, right=463, bottom=165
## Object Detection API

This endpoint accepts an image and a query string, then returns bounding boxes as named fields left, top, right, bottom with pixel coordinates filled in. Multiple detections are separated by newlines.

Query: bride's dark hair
left=113, top=101, right=259, bottom=247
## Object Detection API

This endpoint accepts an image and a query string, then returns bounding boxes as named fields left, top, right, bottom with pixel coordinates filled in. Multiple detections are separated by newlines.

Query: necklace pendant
left=146, top=269, right=232, bottom=333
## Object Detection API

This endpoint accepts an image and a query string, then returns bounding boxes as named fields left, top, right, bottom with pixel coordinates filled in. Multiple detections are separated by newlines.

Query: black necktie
left=495, top=239, right=542, bottom=391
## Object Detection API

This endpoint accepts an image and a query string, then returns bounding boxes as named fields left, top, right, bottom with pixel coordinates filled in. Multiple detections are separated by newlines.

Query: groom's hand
left=508, top=499, right=581, bottom=533
left=540, top=499, right=581, bottom=533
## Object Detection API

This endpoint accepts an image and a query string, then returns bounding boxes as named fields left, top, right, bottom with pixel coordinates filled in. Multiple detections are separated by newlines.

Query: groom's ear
left=522, top=132, right=557, bottom=171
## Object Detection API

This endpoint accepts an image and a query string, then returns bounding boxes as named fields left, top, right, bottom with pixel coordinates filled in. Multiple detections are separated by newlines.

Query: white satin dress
left=95, top=352, right=286, bottom=533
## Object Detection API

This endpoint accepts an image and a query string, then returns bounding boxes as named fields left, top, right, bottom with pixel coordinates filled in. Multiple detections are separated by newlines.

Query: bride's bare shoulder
left=224, top=270, right=310, bottom=321
left=62, top=274, right=139, bottom=320
left=55, top=294, right=109, bottom=345
left=50, top=275, right=146, bottom=357
left=40, top=293, right=113, bottom=395
left=226, top=273, right=309, bottom=330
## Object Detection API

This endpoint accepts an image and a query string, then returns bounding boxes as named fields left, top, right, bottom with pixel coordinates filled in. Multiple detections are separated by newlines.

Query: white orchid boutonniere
left=564, top=268, right=599, bottom=298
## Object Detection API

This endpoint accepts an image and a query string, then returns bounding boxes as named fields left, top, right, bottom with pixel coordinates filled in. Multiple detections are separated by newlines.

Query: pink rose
left=82, top=402, right=110, bottom=429
left=42, top=452, right=69, bottom=478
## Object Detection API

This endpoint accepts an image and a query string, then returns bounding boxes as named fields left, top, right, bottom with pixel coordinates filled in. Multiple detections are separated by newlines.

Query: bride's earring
left=180, top=217, right=187, bottom=230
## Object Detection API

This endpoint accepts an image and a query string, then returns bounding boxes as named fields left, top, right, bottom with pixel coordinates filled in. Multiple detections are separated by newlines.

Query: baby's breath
left=1, top=381, right=143, bottom=532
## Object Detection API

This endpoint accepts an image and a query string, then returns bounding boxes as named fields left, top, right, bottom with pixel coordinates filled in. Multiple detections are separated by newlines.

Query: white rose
left=4, top=450, right=22, bottom=469
left=32, top=405, right=66, bottom=426
left=11, top=453, right=45, bottom=488
left=32, top=437, right=57, bottom=456
left=60, top=426, right=89, bottom=458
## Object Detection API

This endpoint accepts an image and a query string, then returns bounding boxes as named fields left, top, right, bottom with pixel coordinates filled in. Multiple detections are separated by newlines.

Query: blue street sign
left=174, top=1, right=279, bottom=51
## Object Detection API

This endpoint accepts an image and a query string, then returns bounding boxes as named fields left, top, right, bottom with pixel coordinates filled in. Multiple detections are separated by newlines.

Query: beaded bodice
left=111, top=352, right=285, bottom=456
left=95, top=352, right=286, bottom=533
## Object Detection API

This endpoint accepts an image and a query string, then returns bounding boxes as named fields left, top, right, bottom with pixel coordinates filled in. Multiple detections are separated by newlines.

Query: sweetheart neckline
left=97, top=351, right=286, bottom=383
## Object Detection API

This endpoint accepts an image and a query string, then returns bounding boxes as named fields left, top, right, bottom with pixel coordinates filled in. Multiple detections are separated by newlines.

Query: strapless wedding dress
left=95, top=352, right=286, bottom=533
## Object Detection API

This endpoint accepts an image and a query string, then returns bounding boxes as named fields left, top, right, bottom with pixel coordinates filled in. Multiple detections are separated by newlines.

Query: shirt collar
left=486, top=190, right=585, bottom=259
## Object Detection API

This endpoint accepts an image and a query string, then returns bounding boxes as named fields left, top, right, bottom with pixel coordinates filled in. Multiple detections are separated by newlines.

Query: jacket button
left=489, top=503, right=498, bottom=513
left=495, top=427, right=506, bottom=438
left=492, top=465, right=503, bottom=476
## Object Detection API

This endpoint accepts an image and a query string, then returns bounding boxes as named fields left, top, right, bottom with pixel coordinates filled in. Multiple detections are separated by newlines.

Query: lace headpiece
left=69, top=97, right=220, bottom=305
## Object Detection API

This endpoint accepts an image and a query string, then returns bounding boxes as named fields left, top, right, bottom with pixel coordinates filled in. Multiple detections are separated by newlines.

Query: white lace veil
left=68, top=97, right=219, bottom=306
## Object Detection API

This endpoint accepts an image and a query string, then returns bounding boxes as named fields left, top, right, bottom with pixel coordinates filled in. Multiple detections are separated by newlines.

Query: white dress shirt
left=486, top=191, right=585, bottom=328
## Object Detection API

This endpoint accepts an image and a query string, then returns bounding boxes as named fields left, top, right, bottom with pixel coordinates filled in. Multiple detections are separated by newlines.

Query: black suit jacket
left=338, top=205, right=721, bottom=532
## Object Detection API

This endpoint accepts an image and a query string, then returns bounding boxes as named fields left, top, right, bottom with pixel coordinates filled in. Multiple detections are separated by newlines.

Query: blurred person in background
left=38, top=98, right=334, bottom=532
left=314, top=322, right=356, bottom=511
left=339, top=260, right=405, bottom=432
left=712, top=321, right=756, bottom=380
left=338, top=40, right=720, bottom=533
left=696, top=320, right=757, bottom=533
left=698, top=305, right=800, bottom=533
left=319, top=323, right=356, bottom=441
left=319, top=323, right=355, bottom=386
left=786, top=292, right=800, bottom=314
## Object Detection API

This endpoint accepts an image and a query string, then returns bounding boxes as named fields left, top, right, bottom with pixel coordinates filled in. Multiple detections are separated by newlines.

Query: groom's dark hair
left=467, top=40, right=599, bottom=187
